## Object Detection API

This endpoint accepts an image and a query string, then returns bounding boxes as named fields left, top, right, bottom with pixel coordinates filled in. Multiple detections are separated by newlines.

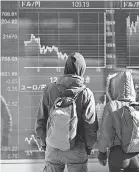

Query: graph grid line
left=20, top=11, right=106, bottom=69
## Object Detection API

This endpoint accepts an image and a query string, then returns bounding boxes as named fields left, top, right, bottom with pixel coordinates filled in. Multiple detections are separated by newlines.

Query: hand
left=86, top=148, right=93, bottom=155
left=98, top=151, right=107, bottom=166
left=98, top=159, right=107, bottom=166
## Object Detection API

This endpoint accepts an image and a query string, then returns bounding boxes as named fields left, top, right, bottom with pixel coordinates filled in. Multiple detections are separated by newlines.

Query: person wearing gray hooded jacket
left=98, top=70, right=139, bottom=172
left=35, top=52, right=98, bottom=172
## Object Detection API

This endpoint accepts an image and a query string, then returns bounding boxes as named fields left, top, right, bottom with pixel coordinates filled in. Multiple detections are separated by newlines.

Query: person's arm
left=35, top=87, right=49, bottom=148
left=83, top=89, right=98, bottom=155
left=98, top=103, right=114, bottom=153
left=97, top=102, right=114, bottom=165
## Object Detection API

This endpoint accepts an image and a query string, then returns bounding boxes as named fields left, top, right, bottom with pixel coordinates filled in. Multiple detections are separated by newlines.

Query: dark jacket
left=98, top=70, right=136, bottom=153
left=35, top=52, right=98, bottom=152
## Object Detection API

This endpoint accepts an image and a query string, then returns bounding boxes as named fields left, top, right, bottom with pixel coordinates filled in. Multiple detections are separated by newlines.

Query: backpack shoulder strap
left=54, top=82, right=86, bottom=100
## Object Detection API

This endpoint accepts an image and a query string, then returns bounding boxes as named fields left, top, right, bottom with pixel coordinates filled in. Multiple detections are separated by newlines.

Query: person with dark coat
left=35, top=52, right=98, bottom=172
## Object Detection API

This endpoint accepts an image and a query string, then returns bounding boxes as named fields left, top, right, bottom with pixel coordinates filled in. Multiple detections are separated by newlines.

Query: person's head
left=64, top=52, right=86, bottom=77
left=106, top=70, right=136, bottom=102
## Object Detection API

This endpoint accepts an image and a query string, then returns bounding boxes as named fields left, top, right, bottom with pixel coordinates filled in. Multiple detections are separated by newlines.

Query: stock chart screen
left=127, top=11, right=139, bottom=67
left=1, top=0, right=139, bottom=160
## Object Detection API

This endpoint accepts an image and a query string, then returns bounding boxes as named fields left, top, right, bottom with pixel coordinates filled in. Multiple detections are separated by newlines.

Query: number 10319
left=72, top=1, right=90, bottom=8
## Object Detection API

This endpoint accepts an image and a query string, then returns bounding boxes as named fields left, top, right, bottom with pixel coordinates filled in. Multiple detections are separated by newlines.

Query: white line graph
left=24, top=34, right=68, bottom=60
left=126, top=15, right=139, bottom=35
left=126, top=13, right=139, bottom=68
left=25, top=134, right=42, bottom=151
left=20, top=11, right=106, bottom=69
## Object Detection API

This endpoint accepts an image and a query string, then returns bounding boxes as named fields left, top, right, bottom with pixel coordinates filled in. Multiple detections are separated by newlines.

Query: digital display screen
left=1, top=0, right=139, bottom=161
left=127, top=12, right=139, bottom=67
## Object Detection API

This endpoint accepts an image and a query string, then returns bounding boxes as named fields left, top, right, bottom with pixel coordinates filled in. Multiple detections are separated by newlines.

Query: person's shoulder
left=43, top=82, right=56, bottom=93
left=84, top=87, right=94, bottom=94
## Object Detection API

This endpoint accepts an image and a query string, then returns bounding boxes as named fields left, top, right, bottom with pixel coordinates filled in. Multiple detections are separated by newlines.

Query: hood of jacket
left=56, top=74, right=85, bottom=97
left=56, top=52, right=86, bottom=97
left=106, top=70, right=136, bottom=102
left=64, top=52, right=86, bottom=77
